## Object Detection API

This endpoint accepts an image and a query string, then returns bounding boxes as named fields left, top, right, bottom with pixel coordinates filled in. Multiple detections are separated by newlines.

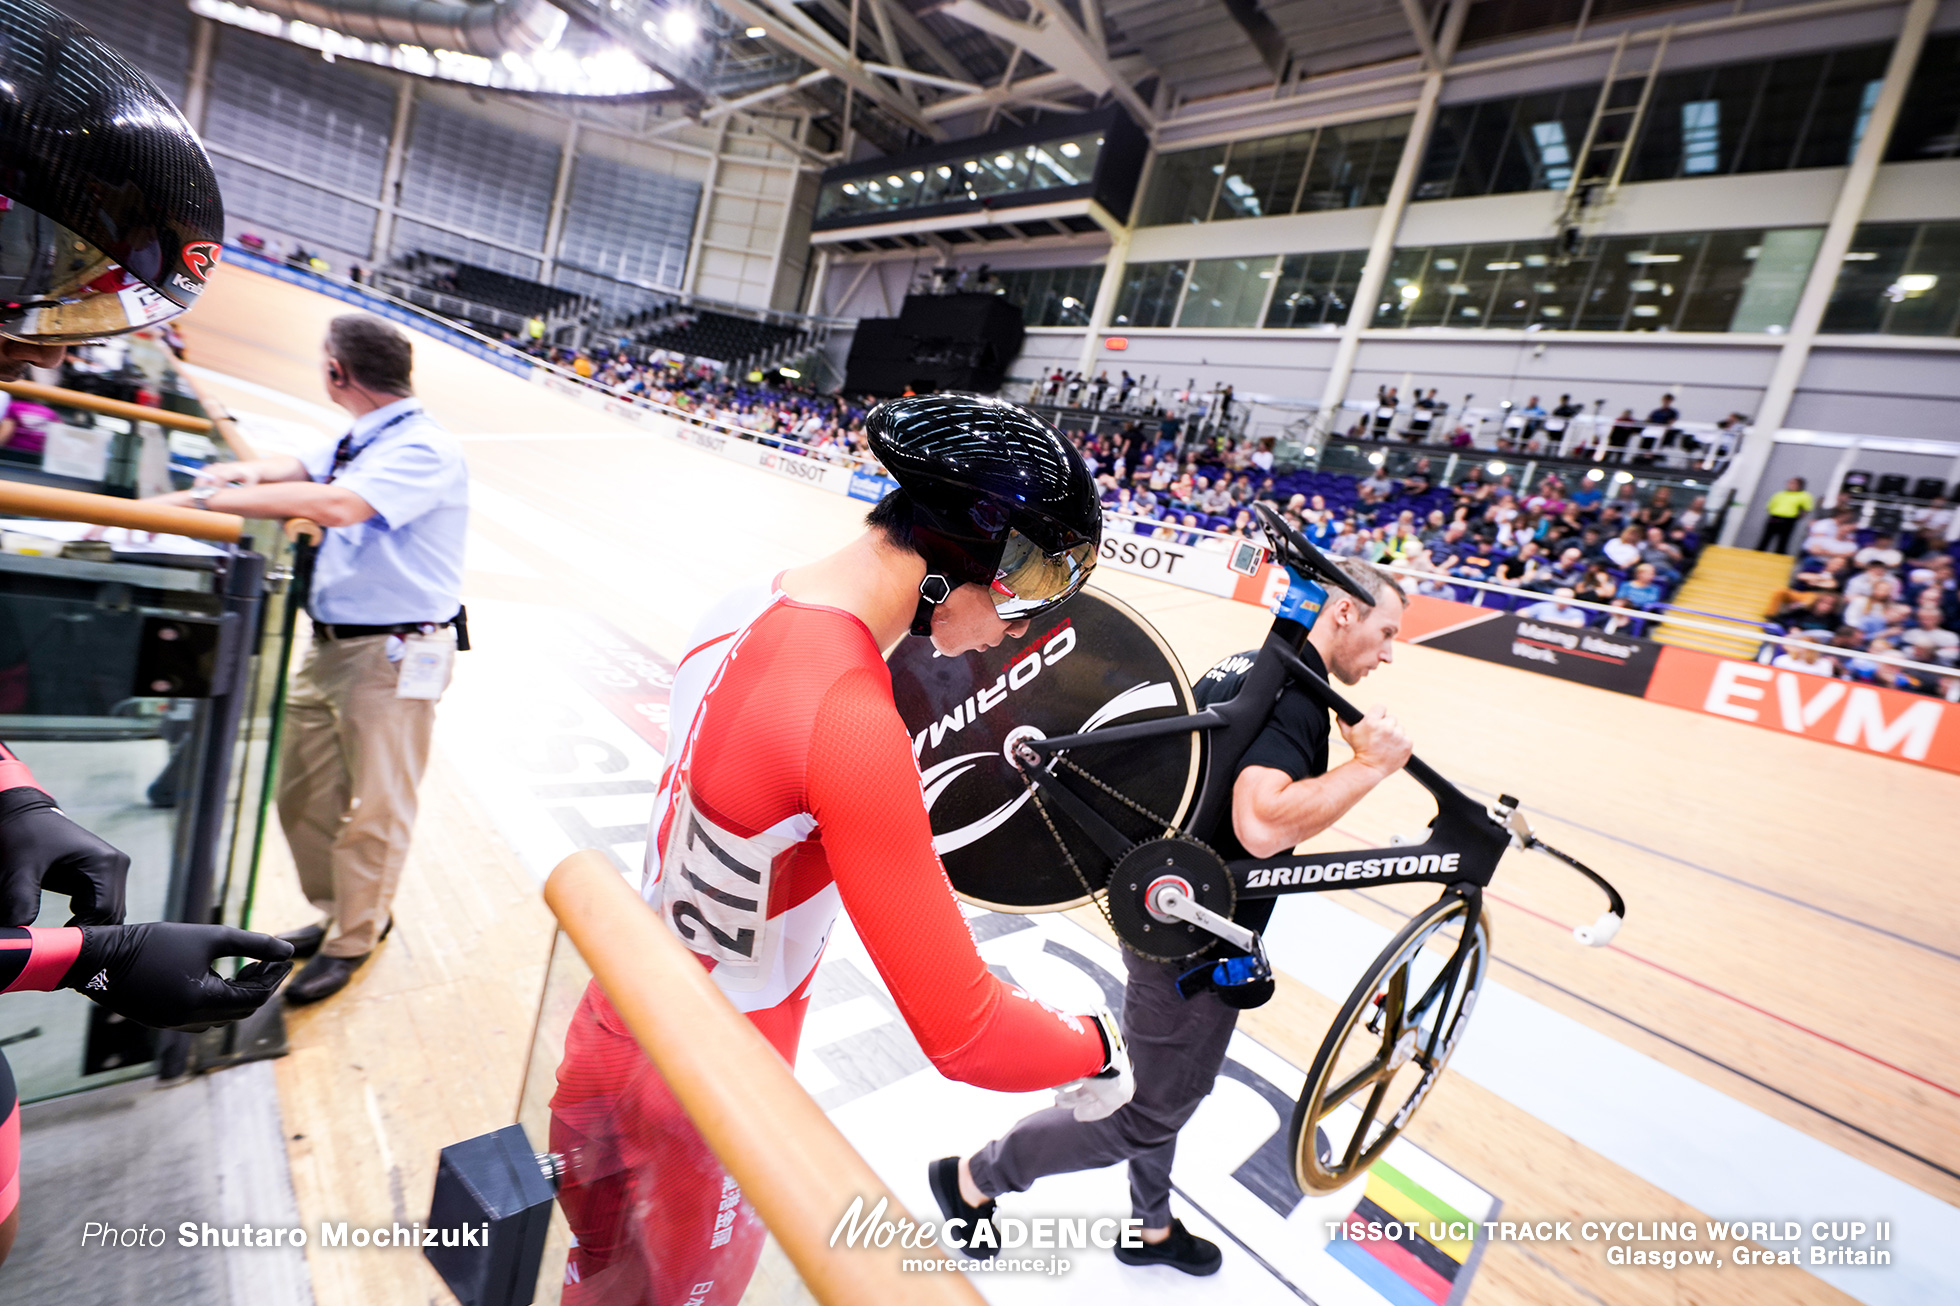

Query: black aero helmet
left=866, top=392, right=1101, bottom=636
left=0, top=0, right=224, bottom=344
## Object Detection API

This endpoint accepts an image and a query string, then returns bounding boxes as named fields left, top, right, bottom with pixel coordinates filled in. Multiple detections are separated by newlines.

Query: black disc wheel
left=1288, top=894, right=1490, bottom=1194
left=1104, top=837, right=1235, bottom=961
left=888, top=587, right=1200, bottom=912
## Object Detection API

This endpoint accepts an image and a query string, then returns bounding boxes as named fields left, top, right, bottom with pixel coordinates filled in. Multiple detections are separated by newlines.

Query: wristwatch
left=189, top=483, right=217, bottom=510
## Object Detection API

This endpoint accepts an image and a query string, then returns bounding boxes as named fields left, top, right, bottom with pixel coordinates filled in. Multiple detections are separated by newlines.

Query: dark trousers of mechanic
left=967, top=949, right=1237, bottom=1227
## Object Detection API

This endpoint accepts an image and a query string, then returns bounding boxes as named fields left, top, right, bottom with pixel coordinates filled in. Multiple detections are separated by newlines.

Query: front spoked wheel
left=1288, top=893, right=1490, bottom=1194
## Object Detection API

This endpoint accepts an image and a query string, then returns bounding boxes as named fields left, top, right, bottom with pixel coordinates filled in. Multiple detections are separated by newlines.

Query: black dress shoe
left=277, top=916, right=391, bottom=962
left=283, top=952, right=368, bottom=1006
left=276, top=923, right=327, bottom=959
left=1114, top=1218, right=1223, bottom=1276
left=926, top=1157, right=999, bottom=1260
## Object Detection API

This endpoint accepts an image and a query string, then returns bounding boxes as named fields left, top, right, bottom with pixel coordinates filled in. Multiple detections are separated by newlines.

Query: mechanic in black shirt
left=930, top=557, right=1411, bottom=1276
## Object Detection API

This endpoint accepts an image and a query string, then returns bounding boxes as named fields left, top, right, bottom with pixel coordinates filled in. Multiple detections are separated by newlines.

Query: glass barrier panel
left=0, top=546, right=239, bottom=1099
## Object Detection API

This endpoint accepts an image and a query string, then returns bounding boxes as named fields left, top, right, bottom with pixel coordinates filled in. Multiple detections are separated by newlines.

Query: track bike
left=888, top=505, right=1625, bottom=1196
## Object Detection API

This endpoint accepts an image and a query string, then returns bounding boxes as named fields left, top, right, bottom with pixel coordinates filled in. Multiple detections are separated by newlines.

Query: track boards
left=888, top=588, right=1201, bottom=911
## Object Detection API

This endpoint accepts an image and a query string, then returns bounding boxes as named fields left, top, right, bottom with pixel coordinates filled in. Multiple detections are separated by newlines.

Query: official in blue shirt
left=151, top=313, right=468, bottom=1005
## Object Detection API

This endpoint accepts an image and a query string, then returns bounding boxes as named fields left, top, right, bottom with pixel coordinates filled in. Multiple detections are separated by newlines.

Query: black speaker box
left=842, top=294, right=1026, bottom=396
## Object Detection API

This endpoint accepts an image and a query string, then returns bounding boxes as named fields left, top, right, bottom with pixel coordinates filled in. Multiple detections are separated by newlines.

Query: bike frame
left=1012, top=593, right=1509, bottom=1074
left=1016, top=619, right=1510, bottom=906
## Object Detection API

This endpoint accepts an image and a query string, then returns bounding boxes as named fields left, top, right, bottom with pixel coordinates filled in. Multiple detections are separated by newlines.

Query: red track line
left=1322, top=823, right=1960, bottom=1101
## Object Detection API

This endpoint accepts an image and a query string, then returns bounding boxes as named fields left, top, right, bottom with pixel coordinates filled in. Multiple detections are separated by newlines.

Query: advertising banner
left=1412, top=609, right=1664, bottom=697
left=849, top=470, right=899, bottom=503
left=1643, top=646, right=1960, bottom=773
left=1093, top=532, right=1243, bottom=597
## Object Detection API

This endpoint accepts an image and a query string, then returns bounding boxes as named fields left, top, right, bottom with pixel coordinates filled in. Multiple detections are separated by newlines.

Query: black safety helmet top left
left=0, top=0, right=224, bottom=345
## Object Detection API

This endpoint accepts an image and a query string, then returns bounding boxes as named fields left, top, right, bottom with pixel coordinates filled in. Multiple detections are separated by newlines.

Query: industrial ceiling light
left=664, top=8, right=698, bottom=44
left=745, top=24, right=767, bottom=37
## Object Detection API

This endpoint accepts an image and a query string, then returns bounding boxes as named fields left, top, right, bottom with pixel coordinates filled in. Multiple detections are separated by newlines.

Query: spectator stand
left=378, top=251, right=841, bottom=388
left=374, top=252, right=595, bottom=342
left=1104, top=503, right=1957, bottom=699
left=1322, top=396, right=1740, bottom=471
left=1314, top=440, right=1713, bottom=527
left=1755, top=482, right=1960, bottom=700
left=221, top=245, right=887, bottom=481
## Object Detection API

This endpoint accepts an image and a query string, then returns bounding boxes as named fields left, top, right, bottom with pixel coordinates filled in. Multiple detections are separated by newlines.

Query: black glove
left=63, top=923, right=295, bottom=1032
left=0, top=786, right=129, bottom=927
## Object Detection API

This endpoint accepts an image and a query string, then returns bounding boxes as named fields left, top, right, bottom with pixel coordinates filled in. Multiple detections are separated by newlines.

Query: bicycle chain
left=1050, top=753, right=1182, bottom=836
left=1015, top=744, right=1189, bottom=951
left=1019, top=768, right=1117, bottom=936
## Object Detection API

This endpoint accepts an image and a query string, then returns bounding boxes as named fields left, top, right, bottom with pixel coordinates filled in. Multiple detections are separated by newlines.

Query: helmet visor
left=0, top=196, right=186, bottom=344
left=989, top=530, right=1096, bottom=621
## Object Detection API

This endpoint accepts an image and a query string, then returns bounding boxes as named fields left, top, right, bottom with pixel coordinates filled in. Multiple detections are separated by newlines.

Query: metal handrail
left=0, top=378, right=215, bottom=435
left=0, top=480, right=244, bottom=544
left=542, top=851, right=982, bottom=1306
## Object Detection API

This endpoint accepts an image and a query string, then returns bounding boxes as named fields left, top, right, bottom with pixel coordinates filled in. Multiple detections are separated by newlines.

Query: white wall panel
left=397, top=99, right=559, bottom=251
left=206, top=29, right=394, bottom=200
left=210, top=154, right=377, bottom=261
left=54, top=0, right=193, bottom=103
left=558, top=155, right=700, bottom=292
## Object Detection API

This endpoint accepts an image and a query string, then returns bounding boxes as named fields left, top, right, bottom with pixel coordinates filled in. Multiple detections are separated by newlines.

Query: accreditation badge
left=395, top=633, right=455, bottom=701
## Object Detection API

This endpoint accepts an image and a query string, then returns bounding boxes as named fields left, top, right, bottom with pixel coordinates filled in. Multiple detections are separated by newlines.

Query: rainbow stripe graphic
left=1328, top=1161, right=1491, bottom=1306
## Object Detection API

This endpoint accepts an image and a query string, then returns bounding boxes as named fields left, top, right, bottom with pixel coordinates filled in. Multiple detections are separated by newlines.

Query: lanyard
left=328, top=408, right=416, bottom=483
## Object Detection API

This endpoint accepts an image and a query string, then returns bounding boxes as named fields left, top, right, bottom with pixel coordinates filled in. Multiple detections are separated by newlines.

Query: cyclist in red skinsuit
left=550, top=395, right=1127, bottom=1304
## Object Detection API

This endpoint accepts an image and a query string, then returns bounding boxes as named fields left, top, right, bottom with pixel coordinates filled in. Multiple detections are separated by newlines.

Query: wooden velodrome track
left=175, top=265, right=1957, bottom=1306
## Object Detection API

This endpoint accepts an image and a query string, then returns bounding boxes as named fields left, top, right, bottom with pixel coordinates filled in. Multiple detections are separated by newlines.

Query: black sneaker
left=926, top=1157, right=999, bottom=1260
left=1114, top=1218, right=1223, bottom=1276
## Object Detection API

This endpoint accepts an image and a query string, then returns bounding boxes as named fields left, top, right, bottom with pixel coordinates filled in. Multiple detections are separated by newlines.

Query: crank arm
left=1152, top=883, right=1262, bottom=955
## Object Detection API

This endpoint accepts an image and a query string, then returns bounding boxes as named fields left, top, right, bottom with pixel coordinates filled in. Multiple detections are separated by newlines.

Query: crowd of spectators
left=505, top=338, right=883, bottom=465
left=1763, top=502, right=1960, bottom=699
left=485, top=338, right=1717, bottom=639
left=1080, top=424, right=1706, bottom=634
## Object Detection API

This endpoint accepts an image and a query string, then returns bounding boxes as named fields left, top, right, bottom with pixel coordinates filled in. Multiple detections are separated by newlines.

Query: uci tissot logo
left=181, top=241, right=223, bottom=283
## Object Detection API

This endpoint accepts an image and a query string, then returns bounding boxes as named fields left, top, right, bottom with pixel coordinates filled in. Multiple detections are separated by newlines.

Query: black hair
left=865, top=488, right=924, bottom=558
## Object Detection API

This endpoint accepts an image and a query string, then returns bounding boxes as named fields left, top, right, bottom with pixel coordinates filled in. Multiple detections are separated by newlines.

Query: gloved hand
left=1053, top=1008, right=1134, bottom=1122
left=63, top=923, right=295, bottom=1032
left=0, top=786, right=129, bottom=926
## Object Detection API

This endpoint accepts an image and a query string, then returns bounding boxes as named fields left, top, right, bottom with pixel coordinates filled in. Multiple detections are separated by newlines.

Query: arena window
left=1415, top=42, right=1892, bottom=202
left=990, top=267, right=1106, bottom=328
left=1116, top=226, right=1823, bottom=335
left=1136, top=114, right=1412, bottom=227
left=1886, top=33, right=1960, bottom=162
left=1821, top=222, right=1960, bottom=338
left=1371, top=228, right=1822, bottom=333
left=1109, top=262, right=1189, bottom=329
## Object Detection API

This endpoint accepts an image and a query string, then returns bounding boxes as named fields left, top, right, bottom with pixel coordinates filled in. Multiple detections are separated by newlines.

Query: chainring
left=1104, top=836, right=1237, bottom=961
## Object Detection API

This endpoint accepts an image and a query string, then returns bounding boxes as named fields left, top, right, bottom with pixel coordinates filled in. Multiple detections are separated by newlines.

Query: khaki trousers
left=276, top=632, right=450, bottom=958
